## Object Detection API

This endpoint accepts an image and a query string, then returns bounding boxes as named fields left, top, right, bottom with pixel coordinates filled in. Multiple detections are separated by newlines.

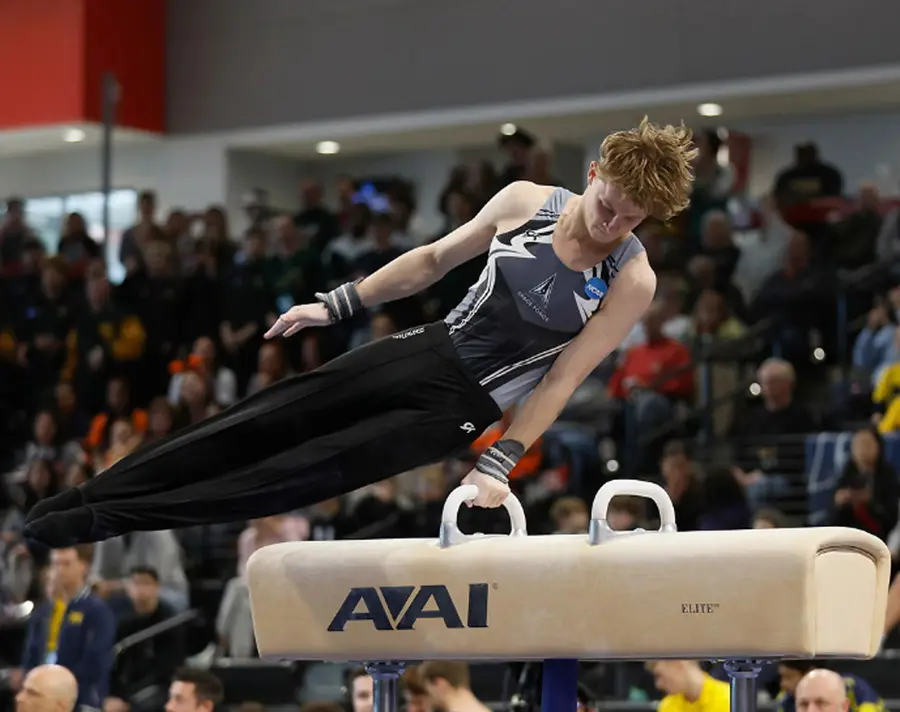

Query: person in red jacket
left=608, top=301, right=694, bottom=433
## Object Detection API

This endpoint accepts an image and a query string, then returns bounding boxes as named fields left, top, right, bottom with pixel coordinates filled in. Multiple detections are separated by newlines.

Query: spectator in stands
left=307, top=498, right=360, bottom=541
left=686, top=254, right=747, bottom=325
left=54, top=381, right=90, bottom=444
left=1, top=197, right=35, bottom=267
left=162, top=209, right=195, bottom=275
left=684, top=129, right=735, bottom=252
left=832, top=184, right=882, bottom=269
left=697, top=466, right=751, bottom=530
left=347, top=668, right=373, bottom=712
left=57, top=213, right=101, bottom=282
left=23, top=411, right=60, bottom=466
left=164, top=669, right=223, bottom=712
left=608, top=301, right=695, bottom=433
left=619, top=275, right=691, bottom=353
left=605, top=496, right=645, bottom=532
left=107, top=566, right=184, bottom=712
left=659, top=440, right=704, bottom=531
left=15, top=664, right=78, bottom=712
left=753, top=508, right=789, bottom=529
left=268, top=214, right=325, bottom=307
left=7, top=237, right=46, bottom=312
left=19, top=257, right=74, bottom=403
left=144, top=397, right=176, bottom=445
left=497, top=128, right=535, bottom=188
left=85, top=378, right=148, bottom=466
left=92, top=530, right=189, bottom=612
left=323, top=203, right=372, bottom=286
left=293, top=180, right=340, bottom=255
left=829, top=426, right=898, bottom=542
left=418, top=661, right=491, bottom=712
left=355, top=212, right=407, bottom=275
left=20, top=545, right=116, bottom=711
left=698, top=211, right=740, bottom=286
left=353, top=479, right=407, bottom=538
left=685, top=289, right=746, bottom=343
left=526, top=145, right=559, bottom=187
left=246, top=341, right=294, bottom=396
left=773, top=142, right=844, bottom=206
left=173, top=370, right=218, bottom=427
left=776, top=662, right=883, bottom=712
left=870, top=327, right=900, bottom=432
left=795, top=670, right=851, bottom=712
left=64, top=462, right=93, bottom=490
left=549, top=496, right=589, bottom=534
left=403, top=666, right=434, bottom=712
left=752, top=229, right=832, bottom=365
left=119, top=191, right=164, bottom=276
left=853, top=301, right=897, bottom=386
left=732, top=358, right=816, bottom=510
left=63, top=271, right=147, bottom=413
left=16, top=459, right=59, bottom=516
left=732, top=194, right=792, bottom=303
left=167, top=336, right=238, bottom=409
left=648, top=661, right=729, bottom=712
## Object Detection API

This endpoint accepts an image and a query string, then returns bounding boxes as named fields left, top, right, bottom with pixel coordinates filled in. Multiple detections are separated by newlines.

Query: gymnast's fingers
left=282, top=322, right=307, bottom=338
left=264, top=317, right=288, bottom=339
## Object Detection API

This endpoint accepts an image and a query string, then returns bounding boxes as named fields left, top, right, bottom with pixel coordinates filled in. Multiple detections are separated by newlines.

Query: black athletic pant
left=24, top=322, right=502, bottom=547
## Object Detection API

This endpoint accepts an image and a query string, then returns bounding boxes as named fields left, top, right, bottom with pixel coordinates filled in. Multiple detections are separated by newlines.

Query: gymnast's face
left=583, top=165, right=646, bottom=242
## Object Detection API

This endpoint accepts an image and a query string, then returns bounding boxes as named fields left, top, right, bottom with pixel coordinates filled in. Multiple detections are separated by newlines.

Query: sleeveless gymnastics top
left=445, top=186, right=646, bottom=410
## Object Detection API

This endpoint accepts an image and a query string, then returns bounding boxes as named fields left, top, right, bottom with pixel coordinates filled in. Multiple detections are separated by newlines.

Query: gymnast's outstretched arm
left=265, top=181, right=542, bottom=338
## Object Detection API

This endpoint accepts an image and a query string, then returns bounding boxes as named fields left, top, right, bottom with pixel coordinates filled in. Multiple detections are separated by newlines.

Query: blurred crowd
left=2, top=126, right=900, bottom=712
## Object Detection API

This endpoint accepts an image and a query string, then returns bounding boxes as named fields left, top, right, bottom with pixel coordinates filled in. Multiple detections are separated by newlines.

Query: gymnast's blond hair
left=597, top=117, right=697, bottom=220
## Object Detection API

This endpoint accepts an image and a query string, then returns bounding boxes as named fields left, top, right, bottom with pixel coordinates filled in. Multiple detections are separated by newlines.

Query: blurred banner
left=166, top=0, right=900, bottom=133
left=0, top=0, right=165, bottom=133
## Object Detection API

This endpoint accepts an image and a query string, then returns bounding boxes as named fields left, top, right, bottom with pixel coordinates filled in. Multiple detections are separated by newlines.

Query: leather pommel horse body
left=246, top=480, right=890, bottom=712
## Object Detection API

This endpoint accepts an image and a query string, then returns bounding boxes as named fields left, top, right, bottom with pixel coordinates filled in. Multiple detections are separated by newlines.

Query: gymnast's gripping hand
left=264, top=303, right=332, bottom=339
left=461, top=470, right=511, bottom=508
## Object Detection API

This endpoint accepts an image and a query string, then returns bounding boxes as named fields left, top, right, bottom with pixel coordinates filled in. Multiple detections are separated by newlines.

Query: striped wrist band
left=475, top=439, right=526, bottom=484
left=315, top=279, right=364, bottom=323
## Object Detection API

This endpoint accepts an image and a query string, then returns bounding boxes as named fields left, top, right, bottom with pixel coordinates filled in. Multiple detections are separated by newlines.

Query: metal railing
left=113, top=608, right=198, bottom=658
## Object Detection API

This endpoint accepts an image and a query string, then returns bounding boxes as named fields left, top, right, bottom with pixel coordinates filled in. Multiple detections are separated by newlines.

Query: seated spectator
left=23, top=411, right=60, bottom=466
left=85, top=378, right=148, bottom=463
left=97, top=419, right=144, bottom=472
left=753, top=508, right=789, bottom=529
left=829, top=426, right=898, bottom=542
left=418, top=661, right=492, bottom=712
left=750, top=230, right=831, bottom=365
left=20, top=545, right=116, bottom=711
left=347, top=668, right=374, bottom=712
left=15, top=459, right=59, bottom=516
left=732, top=358, right=816, bottom=510
left=167, top=336, right=238, bottom=409
left=698, top=211, right=740, bottom=285
left=118, top=191, right=165, bottom=276
left=107, top=566, right=184, bottom=712
left=92, top=531, right=189, bottom=613
left=608, top=302, right=694, bottom=433
left=605, top=496, right=645, bottom=532
left=164, top=668, right=223, bottom=712
left=775, top=661, right=883, bottom=712
left=732, top=194, right=792, bottom=304
left=698, top=467, right=751, bottom=530
left=354, top=212, right=407, bottom=276
left=268, top=214, right=326, bottom=305
left=648, top=660, right=729, bottom=712
left=236, top=515, right=308, bottom=578
left=174, top=371, right=217, bottom=428
left=685, top=289, right=746, bottom=342
left=686, top=254, right=747, bottom=324
left=307, top=498, right=360, bottom=541
left=549, top=496, right=589, bottom=534
left=62, top=271, right=147, bottom=414
left=684, top=129, right=735, bottom=250
left=15, top=664, right=78, bottom=712
left=832, top=183, right=882, bottom=269
left=19, top=257, right=75, bottom=404
left=293, top=180, right=340, bottom=255
left=53, top=381, right=91, bottom=444
left=1, top=196, right=37, bottom=269
left=145, top=397, right=176, bottom=445
left=246, top=341, right=294, bottom=396
left=853, top=301, right=897, bottom=386
left=403, top=666, right=435, bottom=712
left=323, top=203, right=373, bottom=286
left=659, top=440, right=704, bottom=531
left=619, top=276, right=692, bottom=352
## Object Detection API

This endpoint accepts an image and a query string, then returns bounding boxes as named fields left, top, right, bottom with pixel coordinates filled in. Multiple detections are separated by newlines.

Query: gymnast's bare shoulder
left=429, top=181, right=554, bottom=276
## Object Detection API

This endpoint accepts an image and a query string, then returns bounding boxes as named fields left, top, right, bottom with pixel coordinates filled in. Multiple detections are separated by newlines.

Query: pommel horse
left=246, top=480, right=890, bottom=712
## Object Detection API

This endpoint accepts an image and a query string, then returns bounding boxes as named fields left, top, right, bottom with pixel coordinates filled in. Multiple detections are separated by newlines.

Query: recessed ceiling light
left=500, top=123, right=517, bottom=136
left=697, top=103, right=723, bottom=117
left=316, top=140, right=340, bottom=155
left=63, top=128, right=86, bottom=143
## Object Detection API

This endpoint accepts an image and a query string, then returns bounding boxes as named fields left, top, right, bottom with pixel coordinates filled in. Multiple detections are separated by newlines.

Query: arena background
left=3, top=0, right=900, bottom=711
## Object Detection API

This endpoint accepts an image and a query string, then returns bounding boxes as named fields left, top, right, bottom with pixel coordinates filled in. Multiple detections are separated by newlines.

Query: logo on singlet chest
left=516, top=273, right=556, bottom=322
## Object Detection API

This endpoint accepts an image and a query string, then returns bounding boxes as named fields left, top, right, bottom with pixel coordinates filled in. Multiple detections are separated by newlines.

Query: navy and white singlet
left=445, top=186, right=646, bottom=410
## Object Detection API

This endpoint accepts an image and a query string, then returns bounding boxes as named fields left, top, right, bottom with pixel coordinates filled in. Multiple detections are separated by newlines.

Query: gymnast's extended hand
left=264, top=303, right=332, bottom=339
left=460, top=469, right=511, bottom=508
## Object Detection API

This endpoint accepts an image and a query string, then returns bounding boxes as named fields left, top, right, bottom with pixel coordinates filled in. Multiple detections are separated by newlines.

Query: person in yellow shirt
left=649, top=661, right=731, bottom=712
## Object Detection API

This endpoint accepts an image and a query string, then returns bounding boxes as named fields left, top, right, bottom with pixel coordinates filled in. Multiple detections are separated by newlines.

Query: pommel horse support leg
left=246, top=481, right=890, bottom=712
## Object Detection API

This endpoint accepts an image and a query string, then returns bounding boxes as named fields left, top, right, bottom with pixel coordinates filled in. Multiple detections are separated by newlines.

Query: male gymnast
left=25, top=118, right=697, bottom=546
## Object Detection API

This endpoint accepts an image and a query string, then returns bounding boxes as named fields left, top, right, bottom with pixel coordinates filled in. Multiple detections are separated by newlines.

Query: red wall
left=0, top=0, right=165, bottom=133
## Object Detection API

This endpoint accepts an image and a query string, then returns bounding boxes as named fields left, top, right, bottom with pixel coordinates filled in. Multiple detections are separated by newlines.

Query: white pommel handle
left=589, top=478, right=677, bottom=545
left=439, top=485, right=528, bottom=548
